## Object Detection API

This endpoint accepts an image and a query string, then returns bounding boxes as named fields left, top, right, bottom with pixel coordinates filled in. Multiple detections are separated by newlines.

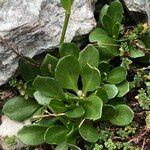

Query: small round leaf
left=79, top=122, right=99, bottom=143
left=17, top=125, right=47, bottom=145
left=107, top=67, right=127, bottom=84
left=110, top=104, right=134, bottom=126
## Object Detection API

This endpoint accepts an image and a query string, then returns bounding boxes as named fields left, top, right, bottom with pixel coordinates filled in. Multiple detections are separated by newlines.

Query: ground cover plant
left=1, top=0, right=150, bottom=149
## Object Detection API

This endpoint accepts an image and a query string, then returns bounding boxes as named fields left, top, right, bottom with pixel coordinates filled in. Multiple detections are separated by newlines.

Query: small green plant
left=2, top=43, right=134, bottom=149
left=94, top=124, right=139, bottom=150
left=4, top=136, right=17, bottom=149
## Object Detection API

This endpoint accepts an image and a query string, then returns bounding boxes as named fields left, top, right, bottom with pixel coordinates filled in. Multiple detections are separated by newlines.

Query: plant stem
left=60, top=12, right=70, bottom=45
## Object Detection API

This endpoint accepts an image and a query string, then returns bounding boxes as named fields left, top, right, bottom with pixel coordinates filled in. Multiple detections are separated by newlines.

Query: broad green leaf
left=49, top=99, right=67, bottom=113
left=65, top=106, right=85, bottom=118
left=110, top=104, right=134, bottom=126
left=40, top=54, right=58, bottom=76
left=44, top=125, right=69, bottom=144
left=78, top=45, right=99, bottom=68
left=89, top=28, right=108, bottom=41
left=18, top=58, right=41, bottom=81
left=102, top=15, right=113, bottom=35
left=2, top=96, right=40, bottom=121
left=33, top=76, right=65, bottom=99
left=101, top=105, right=116, bottom=120
left=98, top=62, right=110, bottom=73
left=84, top=95, right=103, bottom=120
left=60, top=0, right=72, bottom=13
left=107, top=1, right=123, bottom=24
left=116, top=81, right=129, bottom=97
left=103, top=84, right=118, bottom=99
left=79, top=122, right=99, bottom=143
left=129, top=45, right=145, bottom=58
left=89, top=28, right=119, bottom=56
left=95, top=87, right=108, bottom=103
left=99, top=4, right=109, bottom=25
left=37, top=118, right=58, bottom=127
left=17, top=125, right=47, bottom=145
left=107, top=66, right=127, bottom=84
left=81, top=64, right=101, bottom=92
left=97, top=47, right=115, bottom=62
left=55, top=55, right=80, bottom=91
left=112, top=22, right=120, bottom=38
left=34, top=91, right=52, bottom=106
left=59, top=43, right=80, bottom=58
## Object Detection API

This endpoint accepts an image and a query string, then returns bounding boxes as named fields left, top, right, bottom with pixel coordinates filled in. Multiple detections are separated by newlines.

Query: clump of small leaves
left=9, top=78, right=29, bottom=99
left=4, top=136, right=17, bottom=149
left=93, top=123, right=139, bottom=150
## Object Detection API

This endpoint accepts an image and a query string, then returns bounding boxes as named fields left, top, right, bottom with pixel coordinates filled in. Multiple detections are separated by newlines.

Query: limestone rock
left=0, top=0, right=97, bottom=85
left=0, top=115, right=30, bottom=150
left=124, top=0, right=146, bottom=12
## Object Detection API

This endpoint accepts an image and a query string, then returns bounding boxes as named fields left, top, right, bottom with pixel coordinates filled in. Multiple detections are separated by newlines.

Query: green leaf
left=59, top=43, right=80, bottom=58
left=103, top=84, right=118, bottom=99
left=34, top=91, right=52, bottom=106
left=107, top=66, right=127, bottom=84
left=2, top=96, right=40, bottom=121
left=99, top=4, right=109, bottom=26
left=84, top=95, right=103, bottom=120
left=65, top=106, right=85, bottom=118
left=81, top=64, right=101, bottom=92
left=89, top=28, right=108, bottom=41
left=44, top=125, right=69, bottom=144
left=112, top=22, right=120, bottom=38
left=99, top=62, right=110, bottom=72
left=79, top=122, right=99, bottom=143
left=116, top=80, right=129, bottom=97
left=129, top=45, right=145, bottom=58
left=49, top=99, right=67, bottom=113
left=78, top=45, right=99, bottom=68
left=89, top=28, right=119, bottom=56
left=95, top=87, right=108, bottom=103
left=40, top=54, right=58, bottom=76
left=17, top=125, right=47, bottom=145
left=102, top=15, right=113, bottom=35
left=101, top=105, right=116, bottom=120
left=33, top=76, right=65, bottom=99
left=18, top=58, right=41, bottom=81
left=55, top=55, right=80, bottom=91
left=110, top=104, right=134, bottom=126
left=107, top=1, right=123, bottom=24
left=97, top=47, right=115, bottom=62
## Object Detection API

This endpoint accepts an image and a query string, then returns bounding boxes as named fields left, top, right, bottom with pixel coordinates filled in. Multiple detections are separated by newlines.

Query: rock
left=0, top=115, right=30, bottom=150
left=124, top=0, right=146, bottom=12
left=124, top=0, right=150, bottom=23
left=0, top=0, right=97, bottom=85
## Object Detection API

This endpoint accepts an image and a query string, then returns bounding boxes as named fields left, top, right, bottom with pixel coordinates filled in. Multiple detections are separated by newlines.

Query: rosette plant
left=2, top=0, right=135, bottom=149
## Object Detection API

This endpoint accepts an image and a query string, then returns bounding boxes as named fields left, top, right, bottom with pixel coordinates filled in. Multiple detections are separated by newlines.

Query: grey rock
left=0, top=115, right=30, bottom=150
left=0, top=0, right=97, bottom=85
left=124, top=0, right=150, bottom=23
left=124, top=0, right=147, bottom=12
